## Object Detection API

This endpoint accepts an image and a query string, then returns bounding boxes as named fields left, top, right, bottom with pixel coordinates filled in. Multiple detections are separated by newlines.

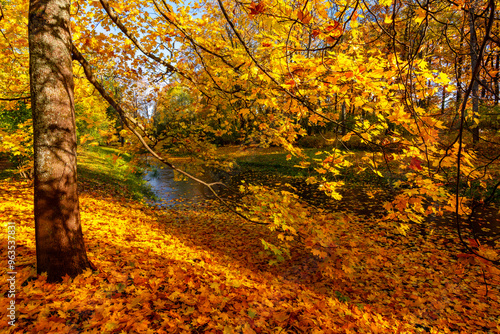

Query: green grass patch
left=234, top=148, right=321, bottom=177
left=1, top=146, right=156, bottom=201
left=78, top=145, right=156, bottom=201
left=233, top=148, right=390, bottom=187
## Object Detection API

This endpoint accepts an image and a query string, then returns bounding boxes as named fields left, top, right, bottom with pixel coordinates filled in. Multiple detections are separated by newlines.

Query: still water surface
left=144, top=163, right=208, bottom=206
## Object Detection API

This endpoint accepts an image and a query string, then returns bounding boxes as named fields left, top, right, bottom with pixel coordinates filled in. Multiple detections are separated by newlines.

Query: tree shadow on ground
left=153, top=200, right=500, bottom=333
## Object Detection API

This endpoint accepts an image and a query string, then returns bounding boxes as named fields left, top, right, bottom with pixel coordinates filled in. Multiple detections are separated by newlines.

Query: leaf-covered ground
left=1, top=179, right=499, bottom=333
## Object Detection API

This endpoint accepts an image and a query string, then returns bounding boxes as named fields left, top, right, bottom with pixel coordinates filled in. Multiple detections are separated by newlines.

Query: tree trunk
left=340, top=102, right=346, bottom=136
left=495, top=51, right=499, bottom=105
left=441, top=85, right=446, bottom=115
left=469, top=7, right=480, bottom=143
left=452, top=21, right=466, bottom=131
left=29, top=0, right=93, bottom=282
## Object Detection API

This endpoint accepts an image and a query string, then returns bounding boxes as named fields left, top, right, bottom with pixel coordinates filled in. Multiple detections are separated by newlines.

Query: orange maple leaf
left=298, top=10, right=312, bottom=24
left=325, top=20, right=343, bottom=42
left=325, top=20, right=342, bottom=33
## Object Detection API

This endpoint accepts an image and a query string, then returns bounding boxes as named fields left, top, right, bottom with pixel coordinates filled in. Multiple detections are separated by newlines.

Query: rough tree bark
left=28, top=0, right=93, bottom=282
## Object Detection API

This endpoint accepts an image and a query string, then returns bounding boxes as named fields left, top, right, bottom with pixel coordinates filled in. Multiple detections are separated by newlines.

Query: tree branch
left=71, top=44, right=268, bottom=225
left=0, top=95, right=31, bottom=101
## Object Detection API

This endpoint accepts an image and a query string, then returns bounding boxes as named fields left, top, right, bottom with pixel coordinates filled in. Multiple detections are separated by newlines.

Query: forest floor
left=1, top=146, right=500, bottom=333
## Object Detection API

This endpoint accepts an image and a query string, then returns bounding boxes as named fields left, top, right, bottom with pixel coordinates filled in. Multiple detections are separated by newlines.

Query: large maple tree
left=28, top=0, right=94, bottom=281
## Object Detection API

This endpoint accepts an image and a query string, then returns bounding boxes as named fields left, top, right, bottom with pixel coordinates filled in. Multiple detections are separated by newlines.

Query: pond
left=144, top=157, right=500, bottom=244
left=144, top=158, right=392, bottom=216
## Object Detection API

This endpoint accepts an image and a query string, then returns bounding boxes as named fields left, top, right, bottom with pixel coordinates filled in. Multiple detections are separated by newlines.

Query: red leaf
left=468, top=238, right=480, bottom=248
left=409, top=157, right=423, bottom=171
left=285, top=79, right=296, bottom=88
left=249, top=1, right=265, bottom=16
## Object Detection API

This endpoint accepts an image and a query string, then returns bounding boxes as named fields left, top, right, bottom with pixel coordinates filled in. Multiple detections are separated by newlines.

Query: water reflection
left=144, top=161, right=209, bottom=207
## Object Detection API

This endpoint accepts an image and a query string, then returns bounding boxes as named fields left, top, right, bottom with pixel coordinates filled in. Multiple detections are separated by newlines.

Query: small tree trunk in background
left=495, top=51, right=499, bottom=105
left=469, top=7, right=480, bottom=143
left=340, top=102, right=346, bottom=136
left=451, top=22, right=465, bottom=130
left=120, top=117, right=125, bottom=147
left=441, top=85, right=446, bottom=115
left=29, top=0, right=93, bottom=282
